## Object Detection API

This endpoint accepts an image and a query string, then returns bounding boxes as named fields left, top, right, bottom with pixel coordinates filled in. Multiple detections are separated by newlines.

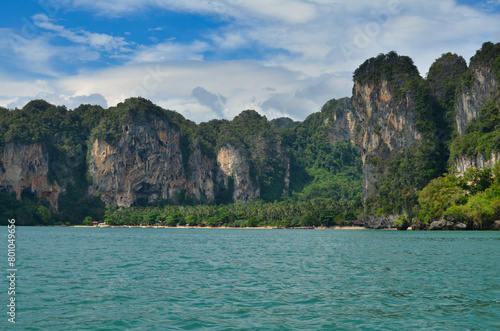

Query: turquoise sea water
left=3, top=228, right=500, bottom=330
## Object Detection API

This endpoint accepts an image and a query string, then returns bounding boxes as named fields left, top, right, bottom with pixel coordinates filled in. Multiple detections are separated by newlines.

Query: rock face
left=361, top=214, right=397, bottom=229
left=326, top=98, right=359, bottom=145
left=456, top=65, right=498, bottom=136
left=187, top=146, right=217, bottom=202
left=452, top=46, right=499, bottom=174
left=88, top=118, right=261, bottom=207
left=216, top=144, right=260, bottom=203
left=429, top=220, right=468, bottom=230
left=0, top=143, right=62, bottom=211
left=89, top=119, right=188, bottom=207
left=453, top=59, right=500, bottom=173
left=429, top=220, right=453, bottom=230
left=352, top=78, right=422, bottom=201
left=454, top=153, right=500, bottom=174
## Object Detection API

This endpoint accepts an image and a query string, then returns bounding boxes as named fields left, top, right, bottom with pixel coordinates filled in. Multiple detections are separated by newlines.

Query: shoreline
left=72, top=225, right=378, bottom=230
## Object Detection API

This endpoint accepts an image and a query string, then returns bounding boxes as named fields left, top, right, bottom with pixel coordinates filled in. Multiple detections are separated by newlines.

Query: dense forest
left=0, top=42, right=499, bottom=228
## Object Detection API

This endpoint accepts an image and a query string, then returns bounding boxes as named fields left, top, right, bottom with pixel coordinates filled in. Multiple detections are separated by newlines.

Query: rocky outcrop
left=216, top=144, right=260, bottom=203
left=326, top=98, right=359, bottom=145
left=352, top=78, right=422, bottom=201
left=451, top=43, right=500, bottom=174
left=88, top=117, right=263, bottom=207
left=89, top=119, right=186, bottom=207
left=88, top=118, right=235, bottom=207
left=0, top=143, right=62, bottom=211
left=429, top=220, right=455, bottom=230
left=361, top=214, right=397, bottom=229
left=454, top=152, right=500, bottom=174
left=411, top=221, right=427, bottom=231
left=456, top=65, right=498, bottom=136
left=396, top=219, right=410, bottom=231
left=186, top=145, right=218, bottom=202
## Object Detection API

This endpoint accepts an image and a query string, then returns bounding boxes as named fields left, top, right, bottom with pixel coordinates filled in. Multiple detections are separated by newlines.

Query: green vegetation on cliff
left=469, top=41, right=500, bottom=83
left=2, top=42, right=499, bottom=228
left=451, top=100, right=500, bottom=159
left=427, top=53, right=468, bottom=148
left=271, top=117, right=300, bottom=130
left=353, top=51, right=419, bottom=85
left=356, top=52, right=449, bottom=218
left=0, top=97, right=363, bottom=225
left=282, top=99, right=363, bottom=204
left=417, top=164, right=500, bottom=229
left=0, top=101, right=106, bottom=225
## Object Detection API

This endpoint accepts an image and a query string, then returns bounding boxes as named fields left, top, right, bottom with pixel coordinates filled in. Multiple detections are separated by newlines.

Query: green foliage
left=0, top=190, right=59, bottom=226
left=215, top=176, right=235, bottom=205
left=461, top=168, right=494, bottom=194
left=470, top=41, right=500, bottom=83
left=393, top=215, right=408, bottom=226
left=281, top=98, right=363, bottom=205
left=427, top=53, right=468, bottom=148
left=101, top=197, right=361, bottom=228
left=494, top=161, right=500, bottom=186
left=353, top=51, right=420, bottom=86
left=271, top=117, right=300, bottom=130
left=417, top=165, right=500, bottom=228
left=417, top=171, right=467, bottom=223
left=83, top=216, right=93, bottom=226
left=451, top=101, right=500, bottom=159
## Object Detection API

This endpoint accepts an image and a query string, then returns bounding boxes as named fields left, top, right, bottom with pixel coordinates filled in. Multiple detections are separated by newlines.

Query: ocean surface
left=4, top=227, right=500, bottom=330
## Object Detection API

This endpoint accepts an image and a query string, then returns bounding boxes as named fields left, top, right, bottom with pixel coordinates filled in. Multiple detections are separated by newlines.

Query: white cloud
left=47, top=61, right=348, bottom=122
left=132, top=40, right=209, bottom=62
left=0, top=79, right=53, bottom=97
left=2, top=0, right=500, bottom=123
left=148, top=27, right=165, bottom=32
left=63, top=0, right=319, bottom=23
left=191, top=87, right=227, bottom=118
left=33, top=14, right=130, bottom=52
left=0, top=28, right=100, bottom=77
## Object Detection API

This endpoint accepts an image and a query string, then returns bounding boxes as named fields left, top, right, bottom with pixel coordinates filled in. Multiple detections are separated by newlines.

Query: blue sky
left=1, top=0, right=499, bottom=122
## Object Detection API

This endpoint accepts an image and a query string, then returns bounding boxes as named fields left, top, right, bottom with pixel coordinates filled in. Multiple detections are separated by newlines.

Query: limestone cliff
left=456, top=65, right=498, bottom=136
left=454, top=153, right=500, bottom=174
left=326, top=98, right=359, bottom=145
left=216, top=144, right=260, bottom=203
left=452, top=42, right=500, bottom=173
left=89, top=118, right=223, bottom=207
left=0, top=143, right=62, bottom=211
left=88, top=115, right=264, bottom=206
left=187, top=145, right=217, bottom=202
left=350, top=52, right=436, bottom=227
left=352, top=77, right=422, bottom=200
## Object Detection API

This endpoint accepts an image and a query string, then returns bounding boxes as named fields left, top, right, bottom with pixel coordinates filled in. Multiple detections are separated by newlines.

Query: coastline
left=71, top=225, right=377, bottom=230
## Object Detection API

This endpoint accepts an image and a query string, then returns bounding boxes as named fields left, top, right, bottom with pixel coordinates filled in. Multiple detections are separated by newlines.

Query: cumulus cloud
left=191, top=87, right=227, bottom=118
left=2, top=0, right=500, bottom=123
left=0, top=90, right=108, bottom=110
left=52, top=61, right=327, bottom=122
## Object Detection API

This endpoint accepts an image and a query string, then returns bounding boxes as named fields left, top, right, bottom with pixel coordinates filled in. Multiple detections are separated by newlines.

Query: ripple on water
left=11, top=228, right=500, bottom=330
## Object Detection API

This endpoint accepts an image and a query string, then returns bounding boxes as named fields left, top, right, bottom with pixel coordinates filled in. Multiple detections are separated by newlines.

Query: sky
left=0, top=0, right=499, bottom=123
